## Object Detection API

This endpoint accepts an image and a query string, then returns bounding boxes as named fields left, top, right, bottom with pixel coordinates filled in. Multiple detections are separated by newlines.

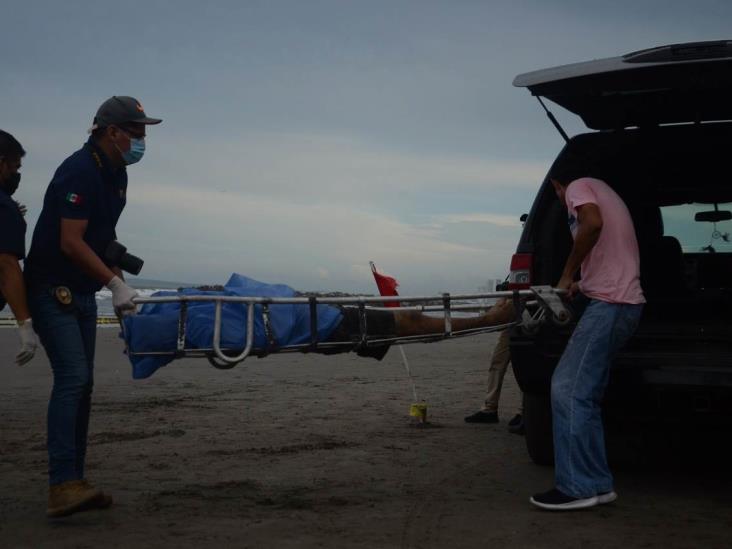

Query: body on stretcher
left=120, top=274, right=570, bottom=379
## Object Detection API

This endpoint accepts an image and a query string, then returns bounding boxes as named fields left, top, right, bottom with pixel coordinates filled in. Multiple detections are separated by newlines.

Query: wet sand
left=1, top=329, right=730, bottom=548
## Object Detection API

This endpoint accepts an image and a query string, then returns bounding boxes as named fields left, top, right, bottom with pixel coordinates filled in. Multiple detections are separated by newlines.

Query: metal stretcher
left=128, top=286, right=570, bottom=370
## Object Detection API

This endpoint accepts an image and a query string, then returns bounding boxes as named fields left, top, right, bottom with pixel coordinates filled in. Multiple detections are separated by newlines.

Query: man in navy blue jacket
left=25, top=97, right=161, bottom=518
left=0, top=130, right=37, bottom=366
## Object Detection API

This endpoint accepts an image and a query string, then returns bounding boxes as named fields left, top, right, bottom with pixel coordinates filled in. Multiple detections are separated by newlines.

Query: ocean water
left=0, top=287, right=170, bottom=321
left=95, top=288, right=171, bottom=316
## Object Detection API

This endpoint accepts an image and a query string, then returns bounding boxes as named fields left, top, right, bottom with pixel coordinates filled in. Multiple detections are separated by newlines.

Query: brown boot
left=47, top=480, right=102, bottom=518
left=80, top=480, right=114, bottom=510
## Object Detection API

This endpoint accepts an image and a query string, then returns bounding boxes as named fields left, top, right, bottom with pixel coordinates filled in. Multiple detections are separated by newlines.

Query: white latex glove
left=16, top=319, right=38, bottom=366
left=106, top=276, right=139, bottom=316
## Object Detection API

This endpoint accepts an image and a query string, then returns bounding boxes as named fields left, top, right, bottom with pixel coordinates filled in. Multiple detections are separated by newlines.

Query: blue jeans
left=29, top=290, right=97, bottom=486
left=551, top=297, right=643, bottom=498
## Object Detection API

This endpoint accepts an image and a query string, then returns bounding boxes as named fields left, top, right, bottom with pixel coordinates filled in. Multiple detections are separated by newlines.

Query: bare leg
left=393, top=298, right=514, bottom=337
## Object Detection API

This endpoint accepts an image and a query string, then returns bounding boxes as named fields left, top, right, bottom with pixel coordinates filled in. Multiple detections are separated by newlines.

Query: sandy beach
left=1, top=328, right=730, bottom=548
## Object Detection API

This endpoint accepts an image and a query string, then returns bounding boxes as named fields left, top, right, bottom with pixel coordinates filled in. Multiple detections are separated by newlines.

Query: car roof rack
left=623, top=40, right=732, bottom=64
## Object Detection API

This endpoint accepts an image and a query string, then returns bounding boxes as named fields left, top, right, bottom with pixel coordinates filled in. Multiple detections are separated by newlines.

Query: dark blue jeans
left=29, top=290, right=97, bottom=486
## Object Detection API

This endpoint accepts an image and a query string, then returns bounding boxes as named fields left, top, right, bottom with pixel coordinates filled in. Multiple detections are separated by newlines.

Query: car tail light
left=508, top=253, right=532, bottom=290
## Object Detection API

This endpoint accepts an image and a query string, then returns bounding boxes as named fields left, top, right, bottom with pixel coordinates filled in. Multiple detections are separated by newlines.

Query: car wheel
left=523, top=392, right=554, bottom=466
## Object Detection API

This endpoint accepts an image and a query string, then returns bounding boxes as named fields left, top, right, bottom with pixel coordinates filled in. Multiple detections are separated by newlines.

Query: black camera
left=496, top=280, right=510, bottom=292
left=105, top=240, right=144, bottom=276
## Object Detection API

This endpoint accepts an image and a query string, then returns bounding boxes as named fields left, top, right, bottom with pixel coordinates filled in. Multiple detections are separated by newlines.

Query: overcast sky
left=3, top=0, right=731, bottom=293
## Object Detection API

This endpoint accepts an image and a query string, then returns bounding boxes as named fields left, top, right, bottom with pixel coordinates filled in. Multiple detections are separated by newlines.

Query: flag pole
left=398, top=345, right=419, bottom=403
left=370, top=260, right=420, bottom=403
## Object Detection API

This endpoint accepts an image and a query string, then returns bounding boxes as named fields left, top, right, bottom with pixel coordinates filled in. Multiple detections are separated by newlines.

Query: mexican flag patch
left=66, top=192, right=83, bottom=205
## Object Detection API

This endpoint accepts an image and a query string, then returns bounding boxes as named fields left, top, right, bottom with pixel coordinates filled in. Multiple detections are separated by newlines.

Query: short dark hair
left=0, top=130, right=25, bottom=160
left=549, top=150, right=593, bottom=187
left=91, top=126, right=107, bottom=140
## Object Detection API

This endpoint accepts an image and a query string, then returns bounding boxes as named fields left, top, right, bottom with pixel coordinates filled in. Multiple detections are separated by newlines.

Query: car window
left=661, top=203, right=732, bottom=253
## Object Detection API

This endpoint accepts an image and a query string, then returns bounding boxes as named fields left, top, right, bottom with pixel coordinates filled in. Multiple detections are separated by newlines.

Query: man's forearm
left=61, top=238, right=116, bottom=286
left=560, top=223, right=602, bottom=281
left=0, top=256, right=31, bottom=321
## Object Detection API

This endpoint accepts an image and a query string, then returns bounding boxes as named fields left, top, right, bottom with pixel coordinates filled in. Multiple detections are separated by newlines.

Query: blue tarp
left=122, top=273, right=343, bottom=379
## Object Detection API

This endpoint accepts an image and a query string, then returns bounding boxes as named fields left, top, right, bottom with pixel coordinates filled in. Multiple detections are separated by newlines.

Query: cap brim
left=135, top=117, right=162, bottom=125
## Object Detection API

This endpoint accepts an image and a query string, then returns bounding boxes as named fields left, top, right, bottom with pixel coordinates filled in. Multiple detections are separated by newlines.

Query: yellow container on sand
left=409, top=402, right=428, bottom=423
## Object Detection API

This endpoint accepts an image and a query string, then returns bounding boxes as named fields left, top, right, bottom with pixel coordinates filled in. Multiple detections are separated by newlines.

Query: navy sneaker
left=464, top=410, right=498, bottom=423
left=530, top=488, right=599, bottom=511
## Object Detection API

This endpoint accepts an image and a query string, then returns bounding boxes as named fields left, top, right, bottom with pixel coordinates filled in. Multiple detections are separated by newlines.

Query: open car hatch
left=514, top=41, right=732, bottom=130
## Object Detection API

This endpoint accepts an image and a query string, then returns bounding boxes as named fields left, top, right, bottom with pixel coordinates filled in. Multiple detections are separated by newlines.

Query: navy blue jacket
left=0, top=188, right=26, bottom=260
left=25, top=138, right=127, bottom=293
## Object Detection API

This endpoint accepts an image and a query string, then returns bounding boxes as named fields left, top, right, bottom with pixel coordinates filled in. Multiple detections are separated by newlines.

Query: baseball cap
left=89, top=96, right=162, bottom=132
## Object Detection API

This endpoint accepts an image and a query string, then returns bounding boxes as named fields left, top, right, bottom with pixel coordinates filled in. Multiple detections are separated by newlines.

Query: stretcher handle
left=133, top=289, right=544, bottom=306
left=211, top=300, right=255, bottom=365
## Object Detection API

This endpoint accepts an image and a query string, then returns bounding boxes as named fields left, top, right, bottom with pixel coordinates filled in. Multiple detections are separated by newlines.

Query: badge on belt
left=54, top=286, right=73, bottom=306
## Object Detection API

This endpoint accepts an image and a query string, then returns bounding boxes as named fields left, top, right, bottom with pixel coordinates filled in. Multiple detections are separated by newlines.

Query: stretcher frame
left=127, top=286, right=570, bottom=369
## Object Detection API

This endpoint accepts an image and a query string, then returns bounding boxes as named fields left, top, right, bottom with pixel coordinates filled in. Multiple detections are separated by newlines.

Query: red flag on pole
left=370, top=261, right=400, bottom=307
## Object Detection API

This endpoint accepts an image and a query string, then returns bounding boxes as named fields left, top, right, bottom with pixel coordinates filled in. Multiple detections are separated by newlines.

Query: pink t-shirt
left=565, top=177, right=645, bottom=304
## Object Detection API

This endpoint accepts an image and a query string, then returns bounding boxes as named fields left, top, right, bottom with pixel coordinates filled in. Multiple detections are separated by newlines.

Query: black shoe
left=529, top=488, right=598, bottom=511
left=464, top=410, right=499, bottom=423
left=507, top=413, right=524, bottom=435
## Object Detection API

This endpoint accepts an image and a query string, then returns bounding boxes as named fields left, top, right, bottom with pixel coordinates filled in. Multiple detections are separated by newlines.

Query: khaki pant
left=482, top=329, right=522, bottom=414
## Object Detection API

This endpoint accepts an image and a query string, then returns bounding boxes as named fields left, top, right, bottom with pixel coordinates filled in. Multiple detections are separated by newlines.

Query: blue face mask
left=122, top=137, right=145, bottom=165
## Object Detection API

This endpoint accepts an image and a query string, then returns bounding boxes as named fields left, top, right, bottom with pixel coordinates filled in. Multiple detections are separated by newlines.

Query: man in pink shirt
left=530, top=155, right=645, bottom=511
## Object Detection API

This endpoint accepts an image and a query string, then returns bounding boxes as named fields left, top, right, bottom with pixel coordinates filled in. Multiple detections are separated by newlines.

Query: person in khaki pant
left=464, top=326, right=524, bottom=433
